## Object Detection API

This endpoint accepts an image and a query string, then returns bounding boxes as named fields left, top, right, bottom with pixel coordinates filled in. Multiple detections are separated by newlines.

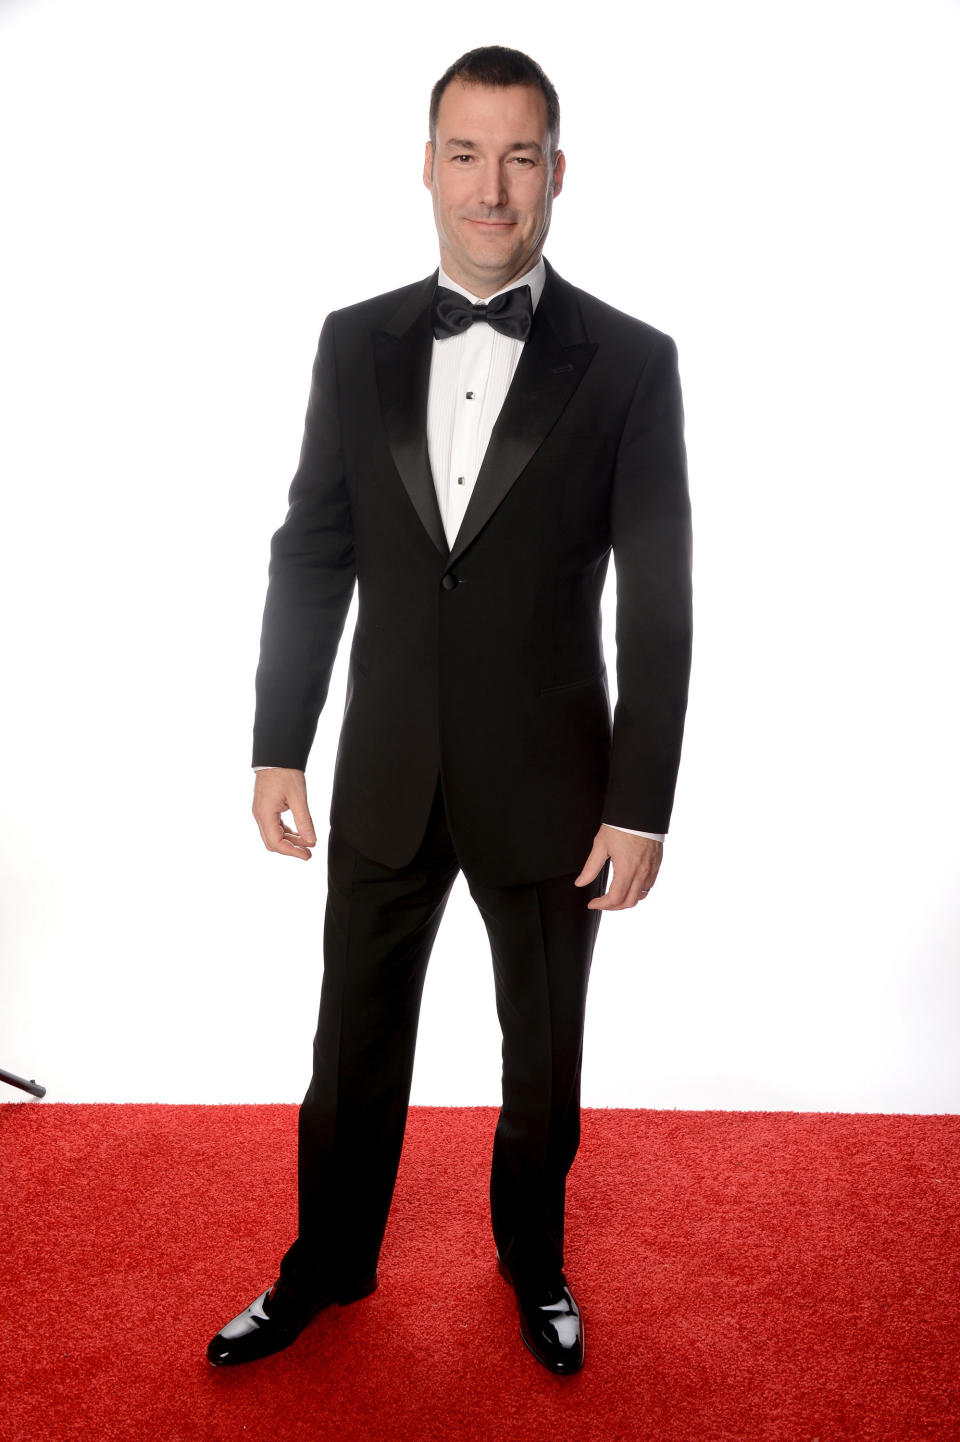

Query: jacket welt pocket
left=538, top=668, right=605, bottom=697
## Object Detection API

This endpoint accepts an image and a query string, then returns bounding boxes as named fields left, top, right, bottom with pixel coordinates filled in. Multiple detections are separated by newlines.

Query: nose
left=477, top=161, right=508, bottom=211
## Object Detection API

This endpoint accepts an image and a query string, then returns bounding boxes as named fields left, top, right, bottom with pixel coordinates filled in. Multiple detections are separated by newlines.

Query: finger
left=289, top=802, right=317, bottom=847
left=270, top=824, right=314, bottom=859
left=586, top=866, right=632, bottom=910
left=582, top=859, right=651, bottom=905
left=574, top=839, right=609, bottom=887
left=588, top=887, right=628, bottom=911
left=280, top=819, right=317, bottom=844
left=254, top=807, right=314, bottom=859
left=588, top=869, right=654, bottom=911
left=621, top=880, right=653, bottom=908
left=274, top=838, right=314, bottom=860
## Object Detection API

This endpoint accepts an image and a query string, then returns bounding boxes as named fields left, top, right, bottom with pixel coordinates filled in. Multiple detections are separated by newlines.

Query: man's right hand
left=252, top=768, right=317, bottom=860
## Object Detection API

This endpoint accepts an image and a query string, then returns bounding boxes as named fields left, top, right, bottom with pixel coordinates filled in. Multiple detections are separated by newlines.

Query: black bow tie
left=432, top=284, right=534, bottom=342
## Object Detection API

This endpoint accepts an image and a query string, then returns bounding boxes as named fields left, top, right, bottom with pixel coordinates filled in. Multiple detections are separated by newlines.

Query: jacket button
left=441, top=573, right=459, bottom=591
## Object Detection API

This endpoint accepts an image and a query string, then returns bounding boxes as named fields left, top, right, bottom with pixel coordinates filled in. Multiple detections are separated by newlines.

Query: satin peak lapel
left=447, top=267, right=597, bottom=567
left=374, top=271, right=449, bottom=558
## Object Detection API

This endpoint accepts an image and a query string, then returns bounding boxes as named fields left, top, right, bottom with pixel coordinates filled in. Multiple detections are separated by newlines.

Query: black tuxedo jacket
left=252, top=258, right=692, bottom=887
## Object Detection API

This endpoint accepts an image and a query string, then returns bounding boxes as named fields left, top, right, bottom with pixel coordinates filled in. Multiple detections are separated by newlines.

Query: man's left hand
left=574, top=825, right=663, bottom=911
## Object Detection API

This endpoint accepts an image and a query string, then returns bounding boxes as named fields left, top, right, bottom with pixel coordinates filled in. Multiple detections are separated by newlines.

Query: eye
left=452, top=154, right=474, bottom=163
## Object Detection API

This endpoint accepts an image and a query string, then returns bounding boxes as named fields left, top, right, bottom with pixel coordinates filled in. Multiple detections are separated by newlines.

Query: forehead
left=434, top=79, right=550, bottom=144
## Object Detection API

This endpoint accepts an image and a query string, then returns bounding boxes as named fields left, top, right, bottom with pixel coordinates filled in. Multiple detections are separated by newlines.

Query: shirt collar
left=436, top=256, right=546, bottom=315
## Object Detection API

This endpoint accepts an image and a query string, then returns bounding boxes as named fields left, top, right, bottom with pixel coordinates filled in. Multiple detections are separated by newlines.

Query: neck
left=439, top=247, right=544, bottom=299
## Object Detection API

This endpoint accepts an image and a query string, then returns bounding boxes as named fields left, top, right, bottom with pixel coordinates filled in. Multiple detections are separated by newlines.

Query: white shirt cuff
left=603, top=822, right=666, bottom=842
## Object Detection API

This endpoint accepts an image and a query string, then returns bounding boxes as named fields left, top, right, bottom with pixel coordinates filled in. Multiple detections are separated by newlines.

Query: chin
left=465, top=238, right=521, bottom=264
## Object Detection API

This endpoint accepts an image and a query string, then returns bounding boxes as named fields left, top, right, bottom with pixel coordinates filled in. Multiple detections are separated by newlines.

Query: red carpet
left=1, top=1105, right=957, bottom=1441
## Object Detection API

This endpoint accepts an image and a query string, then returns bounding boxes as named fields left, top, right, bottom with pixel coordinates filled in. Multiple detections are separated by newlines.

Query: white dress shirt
left=427, top=260, right=548, bottom=549
left=255, top=256, right=665, bottom=844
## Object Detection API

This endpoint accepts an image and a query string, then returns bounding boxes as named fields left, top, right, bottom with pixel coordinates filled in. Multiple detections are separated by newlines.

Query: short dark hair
left=429, top=46, right=560, bottom=156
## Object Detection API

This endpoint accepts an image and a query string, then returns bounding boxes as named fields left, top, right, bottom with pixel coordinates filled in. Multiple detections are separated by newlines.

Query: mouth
left=465, top=219, right=516, bottom=229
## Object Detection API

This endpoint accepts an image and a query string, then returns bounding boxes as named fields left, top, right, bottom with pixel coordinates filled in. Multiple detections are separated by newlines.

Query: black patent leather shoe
left=497, top=1255, right=584, bottom=1374
left=206, top=1270, right=377, bottom=1366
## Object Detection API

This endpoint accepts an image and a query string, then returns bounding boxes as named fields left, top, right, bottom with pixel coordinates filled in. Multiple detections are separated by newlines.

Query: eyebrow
left=444, top=138, right=544, bottom=155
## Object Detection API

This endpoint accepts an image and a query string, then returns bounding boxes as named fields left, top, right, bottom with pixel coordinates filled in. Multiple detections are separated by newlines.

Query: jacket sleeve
left=601, top=332, right=693, bottom=833
left=251, top=313, right=357, bottom=769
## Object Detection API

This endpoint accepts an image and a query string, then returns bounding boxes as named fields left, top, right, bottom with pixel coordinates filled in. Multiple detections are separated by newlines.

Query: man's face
left=423, top=79, right=565, bottom=297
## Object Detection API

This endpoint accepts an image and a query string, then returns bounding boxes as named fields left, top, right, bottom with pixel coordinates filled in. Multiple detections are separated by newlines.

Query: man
left=207, top=45, right=692, bottom=1376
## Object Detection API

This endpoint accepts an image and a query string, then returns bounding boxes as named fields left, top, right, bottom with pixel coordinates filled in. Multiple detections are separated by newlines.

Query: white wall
left=1, top=0, right=957, bottom=1110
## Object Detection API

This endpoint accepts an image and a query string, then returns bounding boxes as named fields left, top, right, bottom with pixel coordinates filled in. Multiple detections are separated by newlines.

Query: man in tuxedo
left=207, top=45, right=691, bottom=1375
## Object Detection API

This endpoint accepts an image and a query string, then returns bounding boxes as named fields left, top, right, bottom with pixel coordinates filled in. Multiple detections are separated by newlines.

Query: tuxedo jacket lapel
left=374, top=271, right=449, bottom=558
left=374, top=259, right=598, bottom=567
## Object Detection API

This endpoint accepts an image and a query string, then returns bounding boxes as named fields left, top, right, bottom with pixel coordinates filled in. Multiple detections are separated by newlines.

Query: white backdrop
left=1, top=0, right=958, bottom=1110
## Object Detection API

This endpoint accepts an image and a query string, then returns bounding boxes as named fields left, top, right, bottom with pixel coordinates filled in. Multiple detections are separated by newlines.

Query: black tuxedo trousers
left=277, top=769, right=610, bottom=1297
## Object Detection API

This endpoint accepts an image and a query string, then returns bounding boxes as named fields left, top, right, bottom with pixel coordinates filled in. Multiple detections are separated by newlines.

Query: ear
left=552, top=149, right=566, bottom=198
left=423, top=141, right=434, bottom=191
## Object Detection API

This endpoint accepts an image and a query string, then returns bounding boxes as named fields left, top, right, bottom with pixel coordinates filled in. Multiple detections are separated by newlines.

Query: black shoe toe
left=206, top=1283, right=318, bottom=1366
left=497, top=1256, right=584, bottom=1375
left=206, top=1270, right=377, bottom=1367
